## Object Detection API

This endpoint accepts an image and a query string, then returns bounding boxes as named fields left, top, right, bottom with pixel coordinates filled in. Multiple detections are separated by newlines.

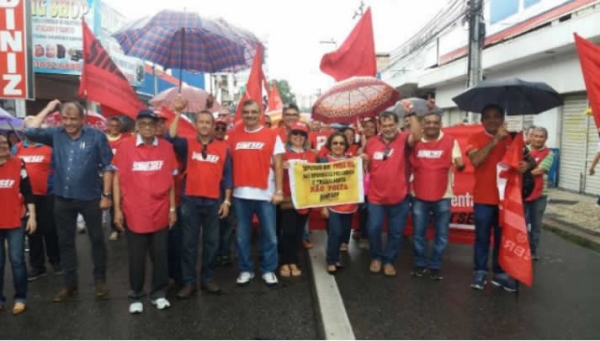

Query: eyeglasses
left=242, top=110, right=260, bottom=115
left=332, top=141, right=346, bottom=146
left=291, top=131, right=306, bottom=137
left=201, top=143, right=208, bottom=160
left=215, top=126, right=227, bottom=132
left=383, top=147, right=391, bottom=161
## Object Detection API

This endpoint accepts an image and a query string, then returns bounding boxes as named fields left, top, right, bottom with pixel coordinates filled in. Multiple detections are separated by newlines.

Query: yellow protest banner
left=289, top=157, right=364, bottom=209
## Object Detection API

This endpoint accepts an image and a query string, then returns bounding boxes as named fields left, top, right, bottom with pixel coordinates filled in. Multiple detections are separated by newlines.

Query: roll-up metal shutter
left=559, top=94, right=589, bottom=192
left=584, top=109, right=600, bottom=195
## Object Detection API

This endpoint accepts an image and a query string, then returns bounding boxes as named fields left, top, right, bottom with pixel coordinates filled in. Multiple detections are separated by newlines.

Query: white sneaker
left=109, top=232, right=119, bottom=241
left=236, top=271, right=255, bottom=285
left=151, top=298, right=171, bottom=310
left=129, top=302, right=143, bottom=314
left=262, top=272, right=278, bottom=286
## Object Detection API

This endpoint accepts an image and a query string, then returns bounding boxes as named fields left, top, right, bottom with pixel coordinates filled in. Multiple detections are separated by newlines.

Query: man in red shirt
left=113, top=110, right=178, bottom=314
left=364, top=108, right=422, bottom=276
left=410, top=112, right=464, bottom=280
left=167, top=100, right=233, bottom=297
left=466, top=104, right=532, bottom=292
left=228, top=99, right=285, bottom=286
left=12, top=133, right=61, bottom=281
left=106, top=117, right=126, bottom=242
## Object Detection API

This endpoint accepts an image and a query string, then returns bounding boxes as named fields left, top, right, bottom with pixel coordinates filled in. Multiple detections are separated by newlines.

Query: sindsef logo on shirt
left=191, top=152, right=220, bottom=163
left=132, top=161, right=164, bottom=172
left=19, top=155, right=45, bottom=163
left=416, top=150, right=444, bottom=159
left=373, top=149, right=394, bottom=160
left=0, top=179, right=15, bottom=188
left=235, top=142, right=265, bottom=150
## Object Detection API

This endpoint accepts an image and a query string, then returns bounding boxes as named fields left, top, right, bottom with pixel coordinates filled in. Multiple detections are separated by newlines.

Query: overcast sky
left=103, top=0, right=447, bottom=96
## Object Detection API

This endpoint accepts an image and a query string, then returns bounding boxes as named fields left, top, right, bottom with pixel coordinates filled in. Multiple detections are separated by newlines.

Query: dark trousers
left=54, top=197, right=107, bottom=289
left=29, top=195, right=60, bottom=272
left=218, top=201, right=235, bottom=258
left=127, top=228, right=168, bottom=302
left=181, top=198, right=220, bottom=284
left=280, top=209, right=309, bottom=265
left=358, top=196, right=369, bottom=239
left=167, top=207, right=183, bottom=284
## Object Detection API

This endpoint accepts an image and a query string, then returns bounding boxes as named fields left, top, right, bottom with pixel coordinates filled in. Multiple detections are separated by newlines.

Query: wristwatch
left=275, top=190, right=283, bottom=195
left=223, top=200, right=231, bottom=206
left=169, top=207, right=176, bottom=213
left=102, top=192, right=112, bottom=199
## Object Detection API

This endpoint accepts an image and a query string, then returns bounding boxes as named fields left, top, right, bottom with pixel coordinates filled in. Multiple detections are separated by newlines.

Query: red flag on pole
left=496, top=132, right=533, bottom=287
left=574, top=33, right=600, bottom=132
left=78, top=21, right=145, bottom=120
left=320, top=8, right=376, bottom=81
left=234, top=44, right=267, bottom=125
left=267, top=81, right=284, bottom=111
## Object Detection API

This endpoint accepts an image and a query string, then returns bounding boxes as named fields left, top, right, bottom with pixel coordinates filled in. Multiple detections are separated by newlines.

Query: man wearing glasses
left=363, top=108, right=422, bottom=276
left=167, top=98, right=233, bottom=297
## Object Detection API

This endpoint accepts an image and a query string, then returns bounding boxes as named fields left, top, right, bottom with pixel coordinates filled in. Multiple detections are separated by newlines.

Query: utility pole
left=466, top=0, right=485, bottom=123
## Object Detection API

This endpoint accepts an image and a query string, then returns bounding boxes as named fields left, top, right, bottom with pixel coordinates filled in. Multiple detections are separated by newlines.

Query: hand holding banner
left=289, top=157, right=364, bottom=209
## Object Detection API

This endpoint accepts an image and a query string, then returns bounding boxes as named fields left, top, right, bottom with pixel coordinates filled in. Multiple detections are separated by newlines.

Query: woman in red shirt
left=280, top=122, right=316, bottom=278
left=0, top=134, right=37, bottom=315
left=320, top=132, right=358, bottom=274
left=354, top=118, right=378, bottom=247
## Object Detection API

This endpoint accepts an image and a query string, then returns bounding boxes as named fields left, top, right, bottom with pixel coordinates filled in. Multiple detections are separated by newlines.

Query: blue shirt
left=11, top=139, right=55, bottom=195
left=165, top=135, right=233, bottom=206
left=24, top=126, right=113, bottom=201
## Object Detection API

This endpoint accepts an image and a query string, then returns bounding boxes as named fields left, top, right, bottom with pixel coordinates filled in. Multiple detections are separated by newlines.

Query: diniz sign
left=0, top=0, right=34, bottom=100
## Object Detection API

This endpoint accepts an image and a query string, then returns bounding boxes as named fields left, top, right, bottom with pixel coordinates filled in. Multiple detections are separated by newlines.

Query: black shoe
left=429, top=269, right=444, bottom=280
left=28, top=269, right=47, bottom=282
left=220, top=256, right=233, bottom=267
left=411, top=266, right=427, bottom=277
left=532, top=254, right=540, bottom=261
left=200, top=281, right=222, bottom=295
left=176, top=284, right=197, bottom=299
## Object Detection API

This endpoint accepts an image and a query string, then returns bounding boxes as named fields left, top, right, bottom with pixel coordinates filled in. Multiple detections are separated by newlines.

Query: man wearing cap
left=168, top=98, right=233, bottom=296
left=214, top=118, right=235, bottom=266
left=112, top=110, right=178, bottom=314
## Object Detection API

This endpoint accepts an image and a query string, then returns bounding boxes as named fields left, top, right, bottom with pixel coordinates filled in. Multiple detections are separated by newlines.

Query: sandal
left=327, top=265, right=337, bottom=274
left=12, top=302, right=26, bottom=315
left=290, top=264, right=302, bottom=277
left=280, top=264, right=291, bottom=277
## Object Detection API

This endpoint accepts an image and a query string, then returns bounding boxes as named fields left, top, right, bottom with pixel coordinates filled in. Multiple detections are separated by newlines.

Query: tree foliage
left=272, top=79, right=296, bottom=105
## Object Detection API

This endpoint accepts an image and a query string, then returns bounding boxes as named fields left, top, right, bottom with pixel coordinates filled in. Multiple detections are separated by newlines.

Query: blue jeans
left=368, top=197, right=411, bottom=264
left=473, top=204, right=503, bottom=274
left=218, top=200, right=235, bottom=258
left=181, top=197, right=220, bottom=284
left=234, top=198, right=278, bottom=274
left=0, top=227, right=27, bottom=305
left=327, top=211, right=353, bottom=265
left=525, top=196, right=547, bottom=255
left=412, top=198, right=451, bottom=270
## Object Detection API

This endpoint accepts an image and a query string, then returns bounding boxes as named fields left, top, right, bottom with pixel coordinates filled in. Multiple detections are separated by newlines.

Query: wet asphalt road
left=1, top=232, right=319, bottom=340
left=2, top=227, right=600, bottom=339
left=336, top=230, right=600, bottom=339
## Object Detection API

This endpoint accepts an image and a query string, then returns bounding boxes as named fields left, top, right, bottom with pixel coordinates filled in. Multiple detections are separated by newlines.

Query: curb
left=543, top=217, right=600, bottom=253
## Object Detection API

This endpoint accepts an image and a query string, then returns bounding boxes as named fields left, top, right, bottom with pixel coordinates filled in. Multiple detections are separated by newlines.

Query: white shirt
left=233, top=127, right=285, bottom=201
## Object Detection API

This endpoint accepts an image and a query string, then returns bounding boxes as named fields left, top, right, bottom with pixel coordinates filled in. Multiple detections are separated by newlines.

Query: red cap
left=290, top=122, right=308, bottom=134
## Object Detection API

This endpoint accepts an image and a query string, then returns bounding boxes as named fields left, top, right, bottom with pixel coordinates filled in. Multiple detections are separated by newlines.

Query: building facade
left=382, top=0, right=600, bottom=194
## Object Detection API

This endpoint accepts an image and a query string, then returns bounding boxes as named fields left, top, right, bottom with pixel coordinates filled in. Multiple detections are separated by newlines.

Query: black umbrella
left=452, top=78, right=563, bottom=115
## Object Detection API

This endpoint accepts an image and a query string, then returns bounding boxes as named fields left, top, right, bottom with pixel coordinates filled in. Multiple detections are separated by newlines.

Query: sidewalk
left=543, top=188, right=600, bottom=249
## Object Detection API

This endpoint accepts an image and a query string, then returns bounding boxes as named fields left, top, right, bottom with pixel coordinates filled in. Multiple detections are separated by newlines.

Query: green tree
left=272, top=79, right=296, bottom=104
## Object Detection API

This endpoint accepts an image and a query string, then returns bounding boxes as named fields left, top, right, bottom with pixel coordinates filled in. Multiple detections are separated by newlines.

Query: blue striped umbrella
left=112, top=10, right=261, bottom=75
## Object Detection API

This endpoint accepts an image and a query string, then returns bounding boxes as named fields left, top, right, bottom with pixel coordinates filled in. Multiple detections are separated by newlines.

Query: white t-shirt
left=233, top=127, right=286, bottom=201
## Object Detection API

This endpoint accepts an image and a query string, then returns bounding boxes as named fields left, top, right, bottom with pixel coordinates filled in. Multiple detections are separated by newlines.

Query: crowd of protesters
left=0, top=96, right=553, bottom=315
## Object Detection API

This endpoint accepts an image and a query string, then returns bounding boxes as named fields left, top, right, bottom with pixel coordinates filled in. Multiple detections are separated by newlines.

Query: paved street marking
left=308, top=230, right=356, bottom=340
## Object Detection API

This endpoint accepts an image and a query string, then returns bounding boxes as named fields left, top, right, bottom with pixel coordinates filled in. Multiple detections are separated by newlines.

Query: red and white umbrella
left=150, top=85, right=222, bottom=113
left=45, top=111, right=107, bottom=131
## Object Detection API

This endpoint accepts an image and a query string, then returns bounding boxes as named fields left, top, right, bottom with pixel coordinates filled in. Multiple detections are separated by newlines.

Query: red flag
left=496, top=132, right=533, bottom=287
left=158, top=107, right=196, bottom=139
left=320, top=8, right=376, bottom=81
left=574, top=34, right=600, bottom=131
left=78, top=21, right=145, bottom=120
left=234, top=44, right=267, bottom=124
left=267, top=81, right=284, bottom=111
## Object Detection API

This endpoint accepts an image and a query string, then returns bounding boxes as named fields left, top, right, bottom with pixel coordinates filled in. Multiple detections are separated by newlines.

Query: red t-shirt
left=310, top=130, right=333, bottom=150
left=14, top=143, right=52, bottom=195
left=113, top=138, right=178, bottom=234
left=365, top=133, right=411, bottom=205
left=0, top=157, right=23, bottom=229
left=283, top=149, right=317, bottom=215
left=228, top=127, right=277, bottom=189
left=185, top=138, right=229, bottom=199
left=465, top=131, right=513, bottom=205
left=108, top=134, right=126, bottom=155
